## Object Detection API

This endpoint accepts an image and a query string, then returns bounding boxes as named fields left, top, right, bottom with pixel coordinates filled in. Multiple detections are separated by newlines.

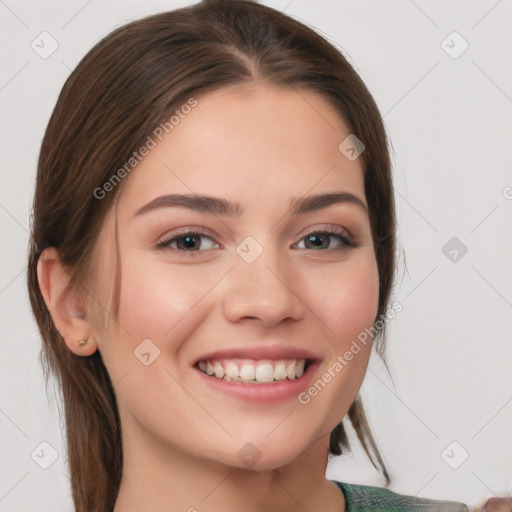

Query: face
left=88, top=83, right=379, bottom=470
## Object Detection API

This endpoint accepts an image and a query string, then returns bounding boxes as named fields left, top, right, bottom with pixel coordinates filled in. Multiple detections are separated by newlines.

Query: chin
left=211, top=429, right=323, bottom=472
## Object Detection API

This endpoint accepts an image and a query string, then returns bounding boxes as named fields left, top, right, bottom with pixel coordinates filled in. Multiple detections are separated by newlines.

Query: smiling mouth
left=196, top=358, right=311, bottom=383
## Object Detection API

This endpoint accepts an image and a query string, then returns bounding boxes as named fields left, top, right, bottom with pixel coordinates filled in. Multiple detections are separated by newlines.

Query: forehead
left=117, top=83, right=365, bottom=215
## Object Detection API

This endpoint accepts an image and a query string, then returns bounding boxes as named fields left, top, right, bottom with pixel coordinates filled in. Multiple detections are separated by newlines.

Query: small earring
left=78, top=338, right=88, bottom=347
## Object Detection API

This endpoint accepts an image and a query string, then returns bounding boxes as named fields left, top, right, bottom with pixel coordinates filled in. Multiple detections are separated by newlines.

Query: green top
left=333, top=481, right=469, bottom=511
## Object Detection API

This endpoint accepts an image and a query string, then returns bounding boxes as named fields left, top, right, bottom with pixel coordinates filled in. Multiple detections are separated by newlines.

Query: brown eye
left=303, top=233, right=331, bottom=250
left=296, top=230, right=358, bottom=251
left=157, top=231, right=219, bottom=252
left=175, top=234, right=202, bottom=251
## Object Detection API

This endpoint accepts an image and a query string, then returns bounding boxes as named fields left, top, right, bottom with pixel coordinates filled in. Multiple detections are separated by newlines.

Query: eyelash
left=295, top=228, right=359, bottom=250
left=156, top=226, right=359, bottom=253
left=156, top=228, right=219, bottom=253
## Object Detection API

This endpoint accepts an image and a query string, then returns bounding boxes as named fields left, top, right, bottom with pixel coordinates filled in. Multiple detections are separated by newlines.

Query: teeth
left=296, top=359, right=305, bottom=377
left=213, top=362, right=225, bottom=379
left=286, top=361, right=296, bottom=379
left=225, top=361, right=239, bottom=379
left=197, top=358, right=308, bottom=383
left=255, top=363, right=274, bottom=382
left=239, top=363, right=256, bottom=381
left=274, top=361, right=287, bottom=381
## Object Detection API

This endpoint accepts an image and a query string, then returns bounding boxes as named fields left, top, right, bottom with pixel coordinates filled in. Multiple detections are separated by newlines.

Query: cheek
left=294, top=253, right=379, bottom=435
left=114, top=255, right=227, bottom=349
left=120, top=268, right=192, bottom=334
left=119, top=258, right=211, bottom=338
left=310, top=252, right=380, bottom=349
left=93, top=255, right=226, bottom=407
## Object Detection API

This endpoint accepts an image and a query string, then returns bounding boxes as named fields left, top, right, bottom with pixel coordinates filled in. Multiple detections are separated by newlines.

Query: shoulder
left=333, top=481, right=469, bottom=511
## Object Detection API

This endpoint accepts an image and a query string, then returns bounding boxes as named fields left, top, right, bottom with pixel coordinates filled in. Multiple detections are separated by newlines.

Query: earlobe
left=37, top=247, right=97, bottom=356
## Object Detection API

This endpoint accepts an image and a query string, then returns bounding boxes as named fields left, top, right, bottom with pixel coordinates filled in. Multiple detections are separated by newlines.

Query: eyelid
left=155, top=224, right=359, bottom=252
left=301, top=224, right=349, bottom=235
left=292, top=224, right=360, bottom=250
left=156, top=226, right=220, bottom=249
left=295, top=224, right=354, bottom=241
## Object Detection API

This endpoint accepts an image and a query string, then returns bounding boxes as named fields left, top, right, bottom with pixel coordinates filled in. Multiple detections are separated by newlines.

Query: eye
left=294, top=228, right=359, bottom=250
left=156, top=230, right=220, bottom=252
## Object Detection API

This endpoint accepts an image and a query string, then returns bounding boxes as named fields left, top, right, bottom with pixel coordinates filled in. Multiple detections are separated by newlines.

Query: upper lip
left=194, top=344, right=321, bottom=365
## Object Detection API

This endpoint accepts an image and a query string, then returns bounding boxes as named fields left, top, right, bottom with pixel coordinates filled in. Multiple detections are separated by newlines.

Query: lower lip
left=194, top=362, right=318, bottom=403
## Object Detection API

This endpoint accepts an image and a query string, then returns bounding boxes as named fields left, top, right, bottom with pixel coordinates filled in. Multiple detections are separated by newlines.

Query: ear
left=37, top=247, right=97, bottom=356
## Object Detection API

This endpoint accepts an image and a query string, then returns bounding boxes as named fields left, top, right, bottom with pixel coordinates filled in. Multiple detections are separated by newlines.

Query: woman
left=27, top=0, right=470, bottom=510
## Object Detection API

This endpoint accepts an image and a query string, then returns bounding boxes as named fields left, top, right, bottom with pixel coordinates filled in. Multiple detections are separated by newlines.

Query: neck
left=113, top=421, right=345, bottom=512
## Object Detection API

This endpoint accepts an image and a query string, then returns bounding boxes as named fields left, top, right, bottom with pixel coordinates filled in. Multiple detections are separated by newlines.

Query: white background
left=1, top=0, right=511, bottom=510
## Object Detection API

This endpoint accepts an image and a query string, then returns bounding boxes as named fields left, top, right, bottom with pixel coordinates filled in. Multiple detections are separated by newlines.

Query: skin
left=38, top=83, right=380, bottom=512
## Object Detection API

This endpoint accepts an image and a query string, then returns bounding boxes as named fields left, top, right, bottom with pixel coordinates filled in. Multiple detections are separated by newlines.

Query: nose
left=222, top=252, right=305, bottom=327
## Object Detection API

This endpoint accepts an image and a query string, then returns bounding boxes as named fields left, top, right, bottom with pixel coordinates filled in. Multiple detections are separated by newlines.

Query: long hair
left=27, top=1, right=395, bottom=510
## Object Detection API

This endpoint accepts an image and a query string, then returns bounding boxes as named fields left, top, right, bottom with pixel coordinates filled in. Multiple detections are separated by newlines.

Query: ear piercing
left=78, top=339, right=88, bottom=347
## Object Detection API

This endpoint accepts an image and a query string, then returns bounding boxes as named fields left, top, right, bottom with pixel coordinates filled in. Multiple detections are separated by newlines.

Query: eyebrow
left=290, top=192, right=367, bottom=214
left=132, top=191, right=367, bottom=218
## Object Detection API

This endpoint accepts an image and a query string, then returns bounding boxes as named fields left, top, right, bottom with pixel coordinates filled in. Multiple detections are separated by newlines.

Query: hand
left=473, top=497, right=512, bottom=512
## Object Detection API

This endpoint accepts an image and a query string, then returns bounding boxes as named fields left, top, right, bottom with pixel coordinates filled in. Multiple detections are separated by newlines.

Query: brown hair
left=27, top=0, right=395, bottom=510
